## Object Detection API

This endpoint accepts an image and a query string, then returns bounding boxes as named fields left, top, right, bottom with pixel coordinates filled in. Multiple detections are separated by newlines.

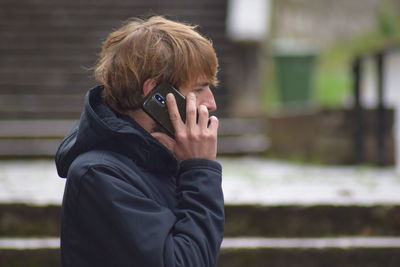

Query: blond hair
left=94, top=16, right=219, bottom=112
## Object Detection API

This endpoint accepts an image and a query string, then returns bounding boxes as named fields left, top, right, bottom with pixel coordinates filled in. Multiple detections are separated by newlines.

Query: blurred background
left=0, top=0, right=400, bottom=266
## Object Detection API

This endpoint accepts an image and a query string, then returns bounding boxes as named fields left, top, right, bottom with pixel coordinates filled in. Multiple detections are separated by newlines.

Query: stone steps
left=1, top=159, right=399, bottom=266
left=1, top=203, right=400, bottom=238
left=1, top=203, right=400, bottom=266
left=0, top=237, right=399, bottom=267
left=3, top=237, right=400, bottom=250
left=0, top=0, right=235, bottom=119
left=225, top=204, right=400, bottom=237
left=219, top=246, right=400, bottom=267
left=0, top=118, right=268, bottom=157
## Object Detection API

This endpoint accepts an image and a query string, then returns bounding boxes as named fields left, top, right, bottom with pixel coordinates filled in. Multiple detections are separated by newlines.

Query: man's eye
left=194, top=88, right=203, bottom=93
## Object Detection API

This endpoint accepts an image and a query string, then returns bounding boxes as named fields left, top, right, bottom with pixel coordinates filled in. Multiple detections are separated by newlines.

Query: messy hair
left=94, top=16, right=219, bottom=112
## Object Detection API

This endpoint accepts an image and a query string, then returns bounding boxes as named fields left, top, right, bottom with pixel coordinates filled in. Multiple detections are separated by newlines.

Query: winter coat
left=55, top=85, right=224, bottom=267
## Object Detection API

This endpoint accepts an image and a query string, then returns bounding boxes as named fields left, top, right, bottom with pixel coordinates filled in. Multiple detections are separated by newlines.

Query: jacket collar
left=56, top=85, right=179, bottom=177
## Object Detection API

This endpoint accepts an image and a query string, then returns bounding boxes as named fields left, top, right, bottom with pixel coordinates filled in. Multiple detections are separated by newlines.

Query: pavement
left=2, top=237, right=400, bottom=249
left=0, top=157, right=399, bottom=206
left=1, top=157, right=400, bottom=253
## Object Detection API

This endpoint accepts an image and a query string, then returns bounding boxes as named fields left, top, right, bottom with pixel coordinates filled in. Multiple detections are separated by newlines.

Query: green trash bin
left=273, top=41, right=316, bottom=107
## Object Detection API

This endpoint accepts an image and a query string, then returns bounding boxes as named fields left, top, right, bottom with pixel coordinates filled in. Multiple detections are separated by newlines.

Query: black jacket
left=55, top=86, right=224, bottom=267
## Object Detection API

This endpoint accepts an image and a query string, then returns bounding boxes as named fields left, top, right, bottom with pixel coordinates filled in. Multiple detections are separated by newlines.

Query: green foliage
left=315, top=66, right=351, bottom=107
left=261, top=60, right=281, bottom=112
left=378, top=1, right=400, bottom=38
left=313, top=1, right=400, bottom=108
left=264, top=0, right=400, bottom=110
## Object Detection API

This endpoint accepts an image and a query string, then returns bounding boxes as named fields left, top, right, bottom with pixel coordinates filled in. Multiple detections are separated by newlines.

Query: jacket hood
left=55, top=85, right=179, bottom=178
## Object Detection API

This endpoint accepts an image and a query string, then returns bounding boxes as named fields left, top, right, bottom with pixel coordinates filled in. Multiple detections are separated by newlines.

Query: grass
left=314, top=58, right=352, bottom=108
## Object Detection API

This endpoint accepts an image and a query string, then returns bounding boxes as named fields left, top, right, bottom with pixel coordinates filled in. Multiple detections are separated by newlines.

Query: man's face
left=150, top=77, right=217, bottom=134
left=179, top=78, right=217, bottom=113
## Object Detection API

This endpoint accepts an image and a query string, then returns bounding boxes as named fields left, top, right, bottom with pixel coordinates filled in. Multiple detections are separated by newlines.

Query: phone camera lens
left=153, top=93, right=166, bottom=107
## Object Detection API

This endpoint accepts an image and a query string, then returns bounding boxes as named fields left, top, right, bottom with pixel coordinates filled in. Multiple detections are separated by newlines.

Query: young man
left=55, top=16, right=224, bottom=267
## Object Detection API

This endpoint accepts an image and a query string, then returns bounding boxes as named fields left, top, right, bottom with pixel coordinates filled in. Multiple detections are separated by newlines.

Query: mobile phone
left=142, top=83, right=186, bottom=137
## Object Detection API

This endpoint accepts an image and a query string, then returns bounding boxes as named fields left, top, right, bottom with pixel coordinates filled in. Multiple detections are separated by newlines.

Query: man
left=55, top=16, right=224, bottom=267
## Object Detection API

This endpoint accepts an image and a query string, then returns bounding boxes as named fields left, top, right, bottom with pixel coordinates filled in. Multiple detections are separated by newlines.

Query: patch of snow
left=2, top=237, right=400, bottom=249
left=0, top=160, right=65, bottom=205
left=0, top=158, right=399, bottom=205
left=222, top=237, right=400, bottom=248
left=0, top=238, right=59, bottom=249
left=220, top=157, right=400, bottom=205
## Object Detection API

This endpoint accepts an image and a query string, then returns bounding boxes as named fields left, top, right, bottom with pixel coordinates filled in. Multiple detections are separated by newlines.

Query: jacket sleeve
left=165, top=159, right=224, bottom=267
left=70, top=158, right=224, bottom=267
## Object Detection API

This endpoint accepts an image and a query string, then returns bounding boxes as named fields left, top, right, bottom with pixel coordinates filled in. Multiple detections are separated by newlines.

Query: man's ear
left=143, top=78, right=157, bottom=97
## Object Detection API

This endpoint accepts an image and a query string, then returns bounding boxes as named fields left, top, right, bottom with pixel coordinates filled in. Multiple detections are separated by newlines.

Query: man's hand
left=151, top=92, right=218, bottom=161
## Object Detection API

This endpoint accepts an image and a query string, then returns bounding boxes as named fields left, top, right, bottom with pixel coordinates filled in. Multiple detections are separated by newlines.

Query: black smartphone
left=142, top=83, right=186, bottom=137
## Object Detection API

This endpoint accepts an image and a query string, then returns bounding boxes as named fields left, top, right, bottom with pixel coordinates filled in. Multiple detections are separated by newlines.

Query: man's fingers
left=198, top=105, right=209, bottom=129
left=208, top=116, right=219, bottom=132
left=186, top=93, right=197, bottom=128
left=166, top=93, right=183, bottom=130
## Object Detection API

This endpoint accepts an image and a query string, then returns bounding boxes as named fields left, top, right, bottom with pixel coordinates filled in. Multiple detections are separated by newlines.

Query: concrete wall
left=271, top=0, right=400, bottom=49
left=267, top=108, right=395, bottom=165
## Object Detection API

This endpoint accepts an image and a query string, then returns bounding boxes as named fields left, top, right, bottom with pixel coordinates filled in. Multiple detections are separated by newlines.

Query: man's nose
left=200, top=87, right=217, bottom=112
